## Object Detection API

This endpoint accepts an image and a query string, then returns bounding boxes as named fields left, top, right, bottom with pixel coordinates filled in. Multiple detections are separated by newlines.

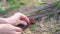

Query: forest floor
left=0, top=3, right=60, bottom=34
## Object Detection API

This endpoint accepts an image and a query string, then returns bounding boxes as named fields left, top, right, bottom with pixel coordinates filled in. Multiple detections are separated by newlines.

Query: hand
left=6, top=12, right=30, bottom=26
left=0, top=24, right=22, bottom=34
left=0, top=12, right=30, bottom=26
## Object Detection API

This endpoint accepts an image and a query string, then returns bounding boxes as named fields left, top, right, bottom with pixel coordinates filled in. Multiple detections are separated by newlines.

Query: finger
left=20, top=13, right=30, bottom=24
left=12, top=20, right=27, bottom=26
left=14, top=27, right=22, bottom=32
left=14, top=32, right=21, bottom=34
left=10, top=31, right=21, bottom=34
left=18, top=20, right=27, bottom=25
left=16, top=13, right=29, bottom=22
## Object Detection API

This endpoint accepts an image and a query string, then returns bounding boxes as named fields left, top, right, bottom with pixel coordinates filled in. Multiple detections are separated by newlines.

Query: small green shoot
left=30, top=24, right=36, bottom=31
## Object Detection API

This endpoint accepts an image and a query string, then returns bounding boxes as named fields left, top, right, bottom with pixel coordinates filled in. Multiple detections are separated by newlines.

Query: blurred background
left=0, top=0, right=60, bottom=34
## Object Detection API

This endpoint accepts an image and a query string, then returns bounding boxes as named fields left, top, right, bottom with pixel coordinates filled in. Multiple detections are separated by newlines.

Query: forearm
left=0, top=18, right=7, bottom=24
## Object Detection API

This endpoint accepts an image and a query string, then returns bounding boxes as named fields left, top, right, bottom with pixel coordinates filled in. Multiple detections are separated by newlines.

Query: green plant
left=0, top=0, right=21, bottom=14
left=0, top=0, right=29, bottom=14
left=7, top=0, right=20, bottom=7
left=30, top=24, right=36, bottom=31
left=33, top=2, right=44, bottom=6
left=17, top=0, right=29, bottom=5
left=53, top=1, right=60, bottom=9
left=0, top=8, right=8, bottom=14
